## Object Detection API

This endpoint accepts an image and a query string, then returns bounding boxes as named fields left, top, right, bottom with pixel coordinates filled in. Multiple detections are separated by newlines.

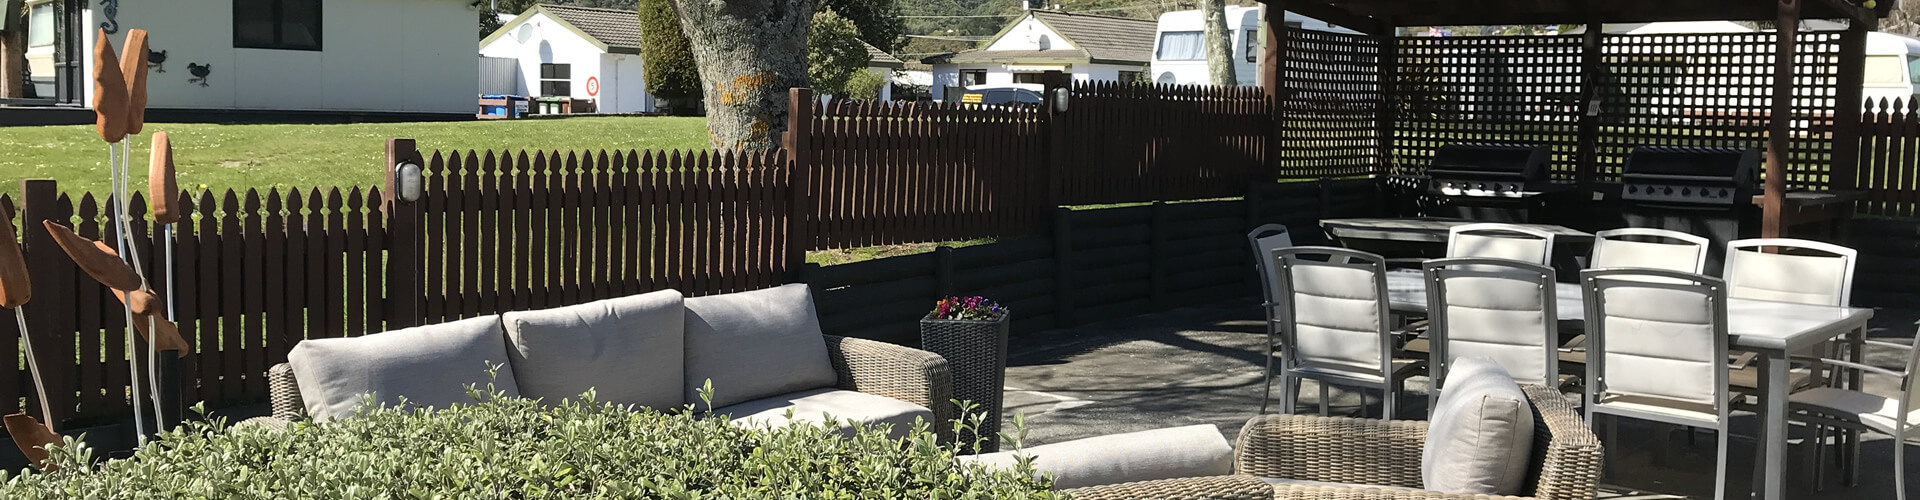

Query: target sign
left=586, top=76, right=600, bottom=97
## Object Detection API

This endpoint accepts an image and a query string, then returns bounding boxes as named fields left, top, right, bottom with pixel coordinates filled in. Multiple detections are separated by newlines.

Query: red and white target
left=585, top=76, right=600, bottom=97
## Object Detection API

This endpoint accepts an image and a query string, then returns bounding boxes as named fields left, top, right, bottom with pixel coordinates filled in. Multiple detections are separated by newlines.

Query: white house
left=925, top=10, right=1157, bottom=101
left=481, top=4, right=904, bottom=114
left=40, top=0, right=476, bottom=116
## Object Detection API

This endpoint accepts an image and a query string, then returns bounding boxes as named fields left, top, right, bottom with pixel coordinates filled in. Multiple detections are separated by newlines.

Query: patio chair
left=1723, top=238, right=1859, bottom=460
left=1446, top=223, right=1556, bottom=265
left=1234, top=384, right=1603, bottom=500
left=1248, top=224, right=1295, bottom=414
left=1580, top=268, right=1733, bottom=500
left=1422, top=258, right=1562, bottom=408
left=1786, top=328, right=1920, bottom=497
left=1589, top=228, right=1710, bottom=274
left=1271, top=246, right=1422, bottom=420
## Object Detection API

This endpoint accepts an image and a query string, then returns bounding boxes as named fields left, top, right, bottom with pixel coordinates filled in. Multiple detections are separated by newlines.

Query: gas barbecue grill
left=1618, top=146, right=1763, bottom=273
left=1425, top=144, right=1572, bottom=223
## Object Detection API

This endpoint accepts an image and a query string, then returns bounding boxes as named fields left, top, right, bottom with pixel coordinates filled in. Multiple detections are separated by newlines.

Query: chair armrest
left=1234, top=413, right=1429, bottom=489
left=1064, top=475, right=1274, bottom=500
left=822, top=335, right=955, bottom=441
left=1518, top=385, right=1604, bottom=500
left=268, top=363, right=306, bottom=422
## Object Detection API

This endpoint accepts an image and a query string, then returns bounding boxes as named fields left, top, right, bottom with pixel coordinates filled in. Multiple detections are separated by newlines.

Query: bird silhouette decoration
left=148, top=49, right=167, bottom=73
left=186, top=63, right=210, bottom=87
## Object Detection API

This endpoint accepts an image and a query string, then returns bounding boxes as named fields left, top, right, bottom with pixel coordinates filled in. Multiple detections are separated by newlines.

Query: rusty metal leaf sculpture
left=42, top=221, right=141, bottom=292
left=149, top=132, right=179, bottom=224
left=92, top=30, right=129, bottom=144
left=4, top=413, right=60, bottom=472
left=120, top=29, right=151, bottom=136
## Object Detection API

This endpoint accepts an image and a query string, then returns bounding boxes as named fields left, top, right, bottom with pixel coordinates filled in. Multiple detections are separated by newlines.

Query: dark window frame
left=233, top=0, right=323, bottom=51
left=540, top=63, right=572, bottom=97
left=960, top=69, right=987, bottom=87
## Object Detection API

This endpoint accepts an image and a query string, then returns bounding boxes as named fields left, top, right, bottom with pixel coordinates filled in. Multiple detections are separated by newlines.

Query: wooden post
left=1831, top=24, right=1868, bottom=194
left=1375, top=17, right=1397, bottom=178
left=1763, top=0, right=1801, bottom=239
left=933, top=245, right=955, bottom=298
left=785, top=88, right=816, bottom=281
left=1148, top=201, right=1168, bottom=310
left=1577, top=22, right=1603, bottom=188
left=383, top=139, right=424, bottom=329
left=1051, top=208, right=1074, bottom=327
left=20, top=179, right=75, bottom=429
left=1042, top=71, right=1071, bottom=206
left=1262, top=2, right=1288, bottom=181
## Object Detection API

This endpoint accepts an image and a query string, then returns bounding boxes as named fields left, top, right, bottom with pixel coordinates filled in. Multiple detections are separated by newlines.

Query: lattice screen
left=1596, top=31, right=1841, bottom=188
left=1392, top=35, right=1586, bottom=180
left=1276, top=29, right=1384, bottom=179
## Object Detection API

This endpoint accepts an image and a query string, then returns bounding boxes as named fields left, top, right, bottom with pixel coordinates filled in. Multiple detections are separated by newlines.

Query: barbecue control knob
left=1663, top=186, right=1675, bottom=195
left=1681, top=187, right=1692, bottom=197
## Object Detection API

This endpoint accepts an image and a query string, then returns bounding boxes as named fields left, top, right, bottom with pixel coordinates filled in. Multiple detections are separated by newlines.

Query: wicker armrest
left=1234, top=413, right=1429, bottom=488
left=268, top=363, right=305, bottom=421
left=1064, top=474, right=1275, bottom=500
left=822, top=335, right=955, bottom=440
left=1514, top=385, right=1602, bottom=500
left=1272, top=483, right=1533, bottom=499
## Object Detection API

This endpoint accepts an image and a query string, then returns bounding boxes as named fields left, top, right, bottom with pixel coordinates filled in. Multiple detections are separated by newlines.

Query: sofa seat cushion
left=1422, top=356, right=1536, bottom=495
left=504, top=290, right=685, bottom=410
left=1263, top=477, right=1420, bottom=491
left=683, top=284, right=838, bottom=408
left=959, top=424, right=1234, bottom=490
left=715, top=388, right=932, bottom=439
left=288, top=315, right=519, bottom=420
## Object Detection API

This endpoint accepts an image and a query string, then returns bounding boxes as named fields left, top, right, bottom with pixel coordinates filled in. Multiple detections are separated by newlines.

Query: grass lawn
left=0, top=116, right=711, bottom=197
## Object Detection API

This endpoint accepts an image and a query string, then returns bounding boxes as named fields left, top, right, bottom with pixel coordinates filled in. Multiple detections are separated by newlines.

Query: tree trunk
left=670, top=0, right=816, bottom=151
left=1202, top=0, right=1237, bottom=87
left=1, top=13, right=25, bottom=98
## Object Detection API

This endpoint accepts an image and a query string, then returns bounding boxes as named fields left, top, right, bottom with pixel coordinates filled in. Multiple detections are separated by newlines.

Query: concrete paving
left=999, top=299, right=1920, bottom=499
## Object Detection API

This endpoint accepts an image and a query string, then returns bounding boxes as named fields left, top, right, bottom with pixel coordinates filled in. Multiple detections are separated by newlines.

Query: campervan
left=1149, top=7, right=1359, bottom=87
left=1864, top=31, right=1920, bottom=106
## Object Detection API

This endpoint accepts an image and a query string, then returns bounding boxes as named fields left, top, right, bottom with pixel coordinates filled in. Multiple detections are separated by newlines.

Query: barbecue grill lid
left=1429, top=144, right=1551, bottom=177
left=1623, top=146, right=1759, bottom=182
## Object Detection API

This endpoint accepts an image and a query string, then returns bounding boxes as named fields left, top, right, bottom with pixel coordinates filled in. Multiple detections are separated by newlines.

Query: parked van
left=1864, top=31, right=1920, bottom=106
left=1149, top=7, right=1358, bottom=87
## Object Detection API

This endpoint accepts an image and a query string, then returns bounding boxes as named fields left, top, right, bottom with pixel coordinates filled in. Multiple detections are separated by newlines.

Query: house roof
left=1026, top=10, right=1156, bottom=65
left=944, top=48, right=1093, bottom=64
left=866, top=43, right=905, bottom=69
left=541, top=4, right=643, bottom=52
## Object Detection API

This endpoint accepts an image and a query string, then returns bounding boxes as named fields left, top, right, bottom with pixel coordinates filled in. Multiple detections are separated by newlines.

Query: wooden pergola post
left=1762, top=0, right=1801, bottom=238
left=1375, top=18, right=1397, bottom=178
left=1576, top=22, right=1603, bottom=187
left=1263, top=1, right=1288, bottom=181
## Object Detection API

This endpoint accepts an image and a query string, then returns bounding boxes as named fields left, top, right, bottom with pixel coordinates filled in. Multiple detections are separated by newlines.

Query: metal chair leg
left=1897, top=438, right=1908, bottom=500
left=1848, top=429, right=1862, bottom=487
left=1384, top=384, right=1397, bottom=421
left=1714, top=425, right=1731, bottom=500
left=1318, top=383, right=1330, bottom=417
left=1259, top=351, right=1276, bottom=415
left=1813, top=424, right=1827, bottom=491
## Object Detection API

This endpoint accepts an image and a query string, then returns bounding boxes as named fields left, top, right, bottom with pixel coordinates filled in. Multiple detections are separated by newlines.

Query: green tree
left=820, top=0, right=906, bottom=51
left=810, top=8, right=870, bottom=98
left=479, top=0, right=537, bottom=39
left=846, top=70, right=890, bottom=101
left=639, top=0, right=702, bottom=113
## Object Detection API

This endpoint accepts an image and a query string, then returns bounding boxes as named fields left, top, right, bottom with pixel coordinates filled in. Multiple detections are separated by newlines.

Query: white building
left=25, top=0, right=477, bottom=116
left=481, top=4, right=904, bottom=113
left=1150, top=6, right=1359, bottom=87
left=925, top=10, right=1157, bottom=101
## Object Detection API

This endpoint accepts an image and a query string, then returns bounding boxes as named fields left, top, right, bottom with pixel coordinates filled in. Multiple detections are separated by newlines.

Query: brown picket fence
left=1055, top=81, right=1274, bottom=205
left=1856, top=98, right=1920, bottom=217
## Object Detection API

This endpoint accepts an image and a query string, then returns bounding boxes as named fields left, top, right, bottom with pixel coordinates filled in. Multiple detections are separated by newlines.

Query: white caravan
left=1864, top=31, right=1920, bottom=106
left=1149, top=7, right=1359, bottom=87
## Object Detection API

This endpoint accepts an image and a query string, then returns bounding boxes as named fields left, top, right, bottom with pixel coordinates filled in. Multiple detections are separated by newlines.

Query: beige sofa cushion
left=504, top=289, right=686, bottom=410
left=683, top=284, right=838, bottom=408
left=715, top=387, right=933, bottom=439
left=288, top=315, right=519, bottom=420
left=1422, top=356, right=1535, bottom=495
left=960, top=424, right=1234, bottom=490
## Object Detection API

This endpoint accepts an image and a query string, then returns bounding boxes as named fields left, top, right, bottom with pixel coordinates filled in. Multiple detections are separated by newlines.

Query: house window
left=1243, top=28, right=1258, bottom=63
left=234, top=0, right=322, bottom=51
left=960, top=69, right=987, bottom=87
left=1013, top=73, right=1047, bottom=85
left=1156, top=31, right=1204, bottom=61
left=27, top=2, right=54, bottom=47
left=540, top=63, right=571, bottom=97
left=1118, top=71, right=1141, bottom=83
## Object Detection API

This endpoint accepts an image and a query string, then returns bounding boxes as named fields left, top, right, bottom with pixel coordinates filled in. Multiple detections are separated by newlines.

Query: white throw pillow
left=288, top=315, right=519, bottom=420
left=504, top=289, right=686, bottom=410
left=1421, top=356, right=1536, bottom=495
left=959, top=424, right=1234, bottom=490
left=682, top=284, right=838, bottom=408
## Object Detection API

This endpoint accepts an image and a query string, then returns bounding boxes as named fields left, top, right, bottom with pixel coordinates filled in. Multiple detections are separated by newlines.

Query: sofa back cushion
left=504, top=289, right=686, bottom=409
left=288, top=315, right=519, bottom=420
left=683, top=284, right=838, bottom=408
left=1421, top=356, right=1536, bottom=495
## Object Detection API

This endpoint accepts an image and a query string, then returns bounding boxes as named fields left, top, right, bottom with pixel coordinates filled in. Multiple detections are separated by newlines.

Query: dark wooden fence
left=1855, top=98, right=1920, bottom=218
left=1054, top=82, right=1273, bottom=205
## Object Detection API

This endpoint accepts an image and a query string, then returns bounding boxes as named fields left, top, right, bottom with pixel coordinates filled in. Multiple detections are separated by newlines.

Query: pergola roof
left=1261, top=0, right=1884, bottom=33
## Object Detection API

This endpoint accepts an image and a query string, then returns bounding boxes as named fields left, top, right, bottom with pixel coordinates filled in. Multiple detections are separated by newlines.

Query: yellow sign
left=961, top=93, right=983, bottom=104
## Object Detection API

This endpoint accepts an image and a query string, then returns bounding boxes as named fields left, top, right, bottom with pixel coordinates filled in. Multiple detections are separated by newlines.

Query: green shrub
left=0, top=376, right=1058, bottom=499
left=638, top=0, right=701, bottom=106
left=846, top=71, right=890, bottom=101
left=810, top=8, right=871, bottom=98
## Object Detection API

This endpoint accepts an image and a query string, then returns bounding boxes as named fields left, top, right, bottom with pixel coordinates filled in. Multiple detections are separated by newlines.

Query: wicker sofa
left=255, top=284, right=955, bottom=441
left=1064, top=385, right=1602, bottom=500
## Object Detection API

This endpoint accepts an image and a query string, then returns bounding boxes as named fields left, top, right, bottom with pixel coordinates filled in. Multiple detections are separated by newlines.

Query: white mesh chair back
left=1582, top=268, right=1729, bottom=410
left=1274, top=246, right=1392, bottom=374
left=1723, top=238, right=1857, bottom=307
left=1446, top=223, right=1556, bottom=266
left=1424, top=258, right=1559, bottom=389
left=1246, top=224, right=1294, bottom=307
left=1590, top=228, right=1710, bottom=274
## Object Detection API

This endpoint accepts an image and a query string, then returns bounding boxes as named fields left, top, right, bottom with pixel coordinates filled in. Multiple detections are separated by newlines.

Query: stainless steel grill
left=1426, top=144, right=1556, bottom=198
left=1620, top=146, right=1760, bottom=206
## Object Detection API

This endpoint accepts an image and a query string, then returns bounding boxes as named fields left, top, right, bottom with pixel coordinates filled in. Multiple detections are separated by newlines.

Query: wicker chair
left=1065, top=475, right=1278, bottom=500
left=254, top=335, right=956, bottom=441
left=1236, top=384, right=1602, bottom=500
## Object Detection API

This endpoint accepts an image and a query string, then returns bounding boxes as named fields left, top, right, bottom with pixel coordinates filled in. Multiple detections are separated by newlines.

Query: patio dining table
left=1383, top=269, right=1874, bottom=500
